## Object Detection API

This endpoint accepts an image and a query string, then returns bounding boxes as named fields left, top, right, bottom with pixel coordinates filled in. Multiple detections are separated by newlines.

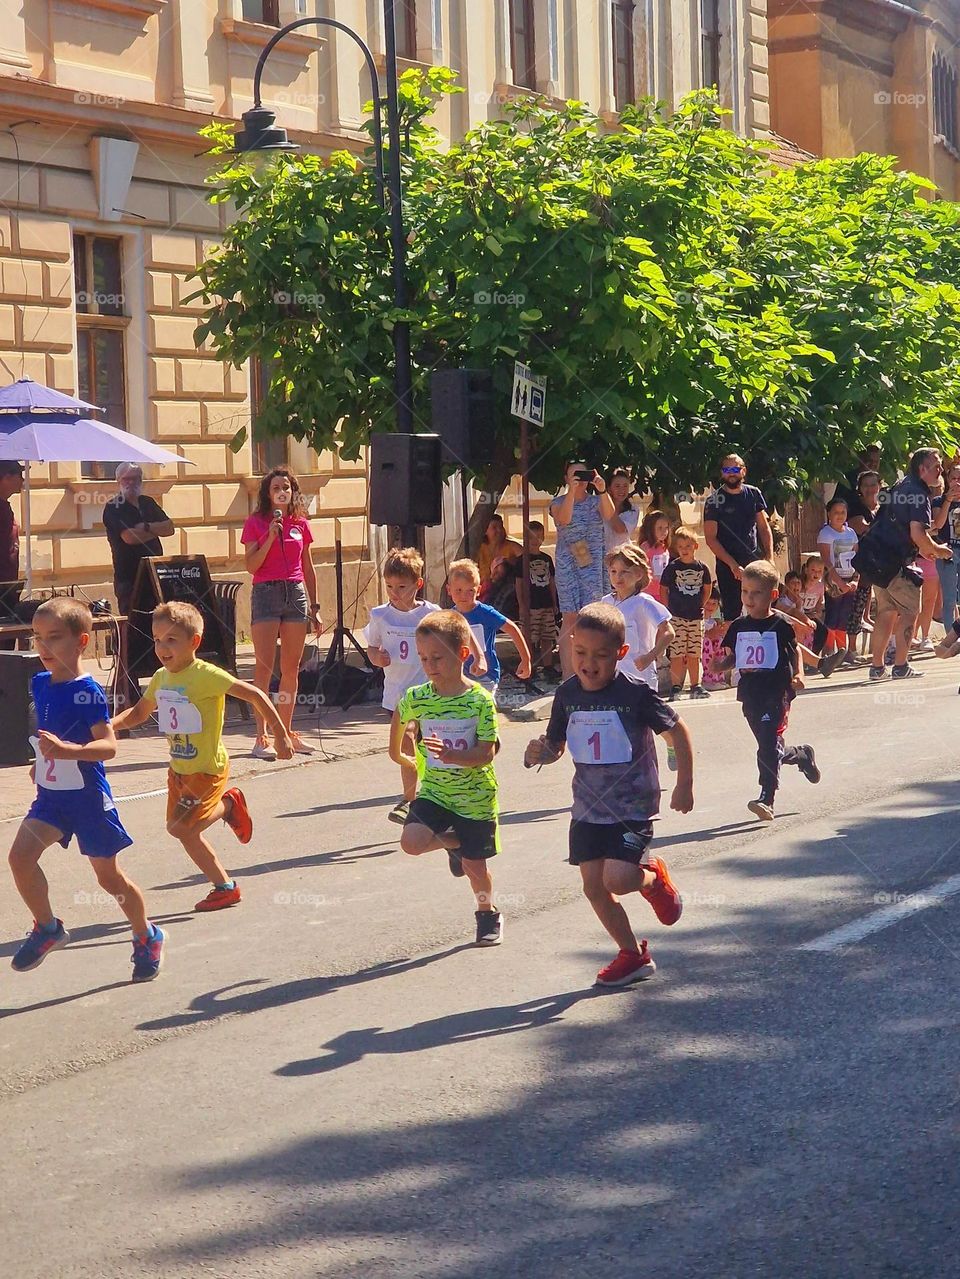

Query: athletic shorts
left=529, top=607, right=558, bottom=655
left=568, top=818, right=654, bottom=866
left=406, top=797, right=500, bottom=860
left=874, top=572, right=921, bottom=621
left=26, top=788, right=133, bottom=860
left=166, top=768, right=230, bottom=834
left=669, top=617, right=704, bottom=660
left=251, top=579, right=309, bottom=625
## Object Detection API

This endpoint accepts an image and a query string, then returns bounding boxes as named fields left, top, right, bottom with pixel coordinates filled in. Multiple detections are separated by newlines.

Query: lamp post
left=233, top=1, right=413, bottom=436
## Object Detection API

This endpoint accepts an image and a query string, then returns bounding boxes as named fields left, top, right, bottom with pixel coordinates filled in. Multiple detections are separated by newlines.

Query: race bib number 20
left=735, top=631, right=780, bottom=671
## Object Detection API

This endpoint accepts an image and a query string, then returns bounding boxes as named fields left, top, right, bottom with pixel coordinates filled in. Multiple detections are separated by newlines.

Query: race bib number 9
left=735, top=631, right=780, bottom=671
left=566, top=710, right=632, bottom=765
left=29, top=735, right=84, bottom=791
left=384, top=628, right=414, bottom=665
left=421, top=717, right=479, bottom=769
left=156, top=689, right=203, bottom=736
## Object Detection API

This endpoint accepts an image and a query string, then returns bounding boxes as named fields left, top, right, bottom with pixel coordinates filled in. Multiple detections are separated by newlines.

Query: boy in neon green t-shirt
left=114, top=601, right=293, bottom=911
left=391, top=610, right=503, bottom=947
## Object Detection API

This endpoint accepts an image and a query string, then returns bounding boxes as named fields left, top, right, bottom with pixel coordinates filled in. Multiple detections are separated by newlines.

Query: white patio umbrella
left=0, top=409, right=193, bottom=593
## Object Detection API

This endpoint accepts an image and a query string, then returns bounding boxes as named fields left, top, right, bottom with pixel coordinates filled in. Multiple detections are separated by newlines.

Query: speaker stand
left=316, top=539, right=376, bottom=711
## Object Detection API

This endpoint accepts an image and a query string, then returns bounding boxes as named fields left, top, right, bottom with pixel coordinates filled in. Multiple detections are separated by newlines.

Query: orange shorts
left=166, top=768, right=230, bottom=835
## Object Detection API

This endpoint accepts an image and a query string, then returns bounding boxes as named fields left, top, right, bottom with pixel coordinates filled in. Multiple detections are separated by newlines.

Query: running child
left=602, top=544, right=674, bottom=689
left=392, top=610, right=504, bottom=946
left=366, top=547, right=441, bottom=826
left=446, top=558, right=532, bottom=698
left=660, top=528, right=713, bottom=699
left=7, top=598, right=163, bottom=981
left=113, top=602, right=294, bottom=911
left=524, top=602, right=692, bottom=987
left=710, top=560, right=820, bottom=822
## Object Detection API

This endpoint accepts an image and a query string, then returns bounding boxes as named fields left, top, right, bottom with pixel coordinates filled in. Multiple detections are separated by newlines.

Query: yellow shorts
left=166, top=768, right=230, bottom=834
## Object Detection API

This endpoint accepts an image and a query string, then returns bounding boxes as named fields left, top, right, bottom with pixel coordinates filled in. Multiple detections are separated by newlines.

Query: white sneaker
left=915, top=638, right=934, bottom=653
left=290, top=734, right=317, bottom=755
left=251, top=739, right=277, bottom=761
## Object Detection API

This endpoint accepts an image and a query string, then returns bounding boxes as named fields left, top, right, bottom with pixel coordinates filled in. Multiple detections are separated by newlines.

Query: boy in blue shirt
left=7, top=598, right=163, bottom=981
left=446, top=558, right=532, bottom=699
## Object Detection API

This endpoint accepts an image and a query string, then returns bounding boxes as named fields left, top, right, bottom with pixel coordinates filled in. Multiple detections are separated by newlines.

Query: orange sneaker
left=223, top=788, right=252, bottom=844
left=595, top=943, right=656, bottom=987
left=195, top=882, right=242, bottom=912
left=641, top=856, right=683, bottom=926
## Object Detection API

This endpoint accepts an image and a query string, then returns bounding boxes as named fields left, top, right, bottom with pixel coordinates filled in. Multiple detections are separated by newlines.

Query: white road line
left=799, top=873, right=960, bottom=952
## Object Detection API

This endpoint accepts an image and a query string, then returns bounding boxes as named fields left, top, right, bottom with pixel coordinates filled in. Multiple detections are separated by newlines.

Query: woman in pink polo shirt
left=241, top=467, right=321, bottom=759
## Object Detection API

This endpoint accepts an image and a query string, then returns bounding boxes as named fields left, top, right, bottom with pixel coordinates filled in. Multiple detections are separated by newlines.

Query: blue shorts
left=26, top=788, right=133, bottom=859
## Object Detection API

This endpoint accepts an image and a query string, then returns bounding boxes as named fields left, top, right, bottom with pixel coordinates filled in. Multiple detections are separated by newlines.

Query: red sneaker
left=595, top=942, right=656, bottom=987
left=641, top=856, right=683, bottom=926
left=223, top=788, right=253, bottom=844
left=195, top=882, right=242, bottom=912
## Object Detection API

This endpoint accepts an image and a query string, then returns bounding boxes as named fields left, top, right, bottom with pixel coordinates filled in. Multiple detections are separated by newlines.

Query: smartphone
left=574, top=469, right=593, bottom=481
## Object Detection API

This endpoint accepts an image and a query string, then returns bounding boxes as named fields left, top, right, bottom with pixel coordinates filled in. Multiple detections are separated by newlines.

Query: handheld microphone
left=273, top=507, right=284, bottom=522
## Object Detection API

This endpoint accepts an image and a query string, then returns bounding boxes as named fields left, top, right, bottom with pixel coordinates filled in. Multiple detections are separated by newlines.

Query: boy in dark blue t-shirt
left=446, top=558, right=533, bottom=698
left=7, top=597, right=163, bottom=981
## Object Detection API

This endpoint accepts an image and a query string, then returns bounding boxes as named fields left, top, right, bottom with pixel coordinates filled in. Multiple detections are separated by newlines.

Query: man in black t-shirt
left=703, top=452, right=773, bottom=622
left=101, top=463, right=174, bottom=613
left=712, top=560, right=820, bottom=821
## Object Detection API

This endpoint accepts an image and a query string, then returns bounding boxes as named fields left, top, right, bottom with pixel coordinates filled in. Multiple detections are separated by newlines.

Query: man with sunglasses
left=703, top=454, right=773, bottom=621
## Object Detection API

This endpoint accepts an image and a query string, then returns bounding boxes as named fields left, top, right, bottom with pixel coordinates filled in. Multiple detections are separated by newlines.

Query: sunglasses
left=721, top=466, right=743, bottom=475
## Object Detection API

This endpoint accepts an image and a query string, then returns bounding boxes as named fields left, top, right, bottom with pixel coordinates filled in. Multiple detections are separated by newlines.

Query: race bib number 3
left=156, top=689, right=203, bottom=736
left=421, top=717, right=479, bottom=769
left=566, top=710, right=632, bottom=765
left=735, top=631, right=780, bottom=671
left=29, top=735, right=84, bottom=791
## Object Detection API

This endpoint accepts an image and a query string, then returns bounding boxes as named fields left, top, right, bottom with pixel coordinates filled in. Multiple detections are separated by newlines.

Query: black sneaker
left=669, top=686, right=683, bottom=701
left=475, top=909, right=503, bottom=946
left=869, top=665, right=888, bottom=682
left=797, top=745, right=821, bottom=784
left=689, top=685, right=711, bottom=699
left=891, top=663, right=923, bottom=680
left=388, top=800, right=410, bottom=825
left=819, top=650, right=844, bottom=679
left=448, top=848, right=465, bottom=878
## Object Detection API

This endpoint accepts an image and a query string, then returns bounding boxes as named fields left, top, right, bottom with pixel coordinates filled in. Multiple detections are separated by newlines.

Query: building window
left=251, top=357, right=289, bottom=474
left=933, top=52, right=958, bottom=151
left=395, top=0, right=418, bottom=61
left=510, top=0, right=537, bottom=90
left=612, top=1, right=635, bottom=111
left=74, top=234, right=128, bottom=480
left=241, top=0, right=280, bottom=25
left=700, top=0, right=721, bottom=90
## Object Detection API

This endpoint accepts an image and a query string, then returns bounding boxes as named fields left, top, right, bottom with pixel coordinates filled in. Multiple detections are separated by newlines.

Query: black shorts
left=568, top=819, right=654, bottom=866
left=406, top=797, right=500, bottom=860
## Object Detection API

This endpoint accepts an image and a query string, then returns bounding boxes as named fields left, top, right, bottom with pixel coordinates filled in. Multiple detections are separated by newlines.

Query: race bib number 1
left=156, top=689, right=203, bottom=736
left=29, top=735, right=84, bottom=791
left=735, top=631, right=780, bottom=671
left=421, top=717, right=479, bottom=769
left=566, top=710, right=632, bottom=765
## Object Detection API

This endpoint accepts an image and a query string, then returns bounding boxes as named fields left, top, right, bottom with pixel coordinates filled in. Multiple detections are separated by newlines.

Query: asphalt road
left=1, top=662, right=959, bottom=1278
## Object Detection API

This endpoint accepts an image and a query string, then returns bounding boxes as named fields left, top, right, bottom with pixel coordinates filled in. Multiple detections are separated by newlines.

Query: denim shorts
left=251, top=579, right=309, bottom=625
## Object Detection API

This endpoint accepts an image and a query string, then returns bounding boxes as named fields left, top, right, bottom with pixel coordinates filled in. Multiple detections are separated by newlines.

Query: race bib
left=29, top=735, right=84, bottom=791
left=651, top=549, right=669, bottom=579
left=421, top=717, right=478, bottom=769
left=469, top=625, right=487, bottom=662
left=384, top=628, right=415, bottom=666
left=566, top=710, right=632, bottom=765
left=735, top=631, right=780, bottom=671
left=156, top=688, right=203, bottom=736
left=800, top=590, right=822, bottom=612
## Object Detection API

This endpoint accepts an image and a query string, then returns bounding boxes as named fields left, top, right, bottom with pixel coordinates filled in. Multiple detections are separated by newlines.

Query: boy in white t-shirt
left=368, top=548, right=486, bottom=824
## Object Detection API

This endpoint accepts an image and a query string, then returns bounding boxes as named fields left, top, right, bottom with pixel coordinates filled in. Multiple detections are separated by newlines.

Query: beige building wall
left=0, top=1, right=771, bottom=631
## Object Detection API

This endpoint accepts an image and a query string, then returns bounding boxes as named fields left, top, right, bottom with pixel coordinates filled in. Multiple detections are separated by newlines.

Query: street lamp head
left=234, top=106, right=300, bottom=154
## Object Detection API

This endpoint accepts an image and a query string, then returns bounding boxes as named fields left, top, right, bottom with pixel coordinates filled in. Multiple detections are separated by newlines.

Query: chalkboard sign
left=126, top=555, right=232, bottom=679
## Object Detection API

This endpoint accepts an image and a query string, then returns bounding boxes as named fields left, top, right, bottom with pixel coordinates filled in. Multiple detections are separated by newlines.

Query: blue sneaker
left=131, top=925, right=164, bottom=983
left=11, top=919, right=70, bottom=971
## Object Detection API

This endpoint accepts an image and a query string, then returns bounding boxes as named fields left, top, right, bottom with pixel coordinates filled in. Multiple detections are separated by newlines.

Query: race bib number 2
left=29, top=735, right=84, bottom=791
left=735, top=631, right=779, bottom=671
left=566, top=711, right=632, bottom=765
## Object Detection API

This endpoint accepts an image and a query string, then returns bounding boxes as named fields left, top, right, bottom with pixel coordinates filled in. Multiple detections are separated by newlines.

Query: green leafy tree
left=191, top=74, right=960, bottom=533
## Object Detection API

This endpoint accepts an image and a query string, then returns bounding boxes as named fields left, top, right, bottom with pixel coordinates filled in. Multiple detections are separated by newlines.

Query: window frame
left=611, top=0, right=636, bottom=112
left=395, top=0, right=418, bottom=61
left=74, top=233, right=129, bottom=480
left=933, top=51, right=958, bottom=152
left=509, top=0, right=538, bottom=91
left=700, top=0, right=721, bottom=91
left=241, top=0, right=280, bottom=26
left=251, top=356, right=290, bottom=475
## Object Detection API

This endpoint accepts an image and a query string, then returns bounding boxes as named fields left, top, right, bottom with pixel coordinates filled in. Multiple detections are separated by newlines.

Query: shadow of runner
left=276, top=989, right=594, bottom=1077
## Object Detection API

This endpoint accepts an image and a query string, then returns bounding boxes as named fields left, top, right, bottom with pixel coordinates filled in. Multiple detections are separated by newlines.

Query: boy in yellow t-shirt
left=113, top=602, right=294, bottom=911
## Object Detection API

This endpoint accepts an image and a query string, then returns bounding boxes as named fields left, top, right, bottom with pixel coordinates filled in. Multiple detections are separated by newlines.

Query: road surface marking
left=799, top=872, right=960, bottom=952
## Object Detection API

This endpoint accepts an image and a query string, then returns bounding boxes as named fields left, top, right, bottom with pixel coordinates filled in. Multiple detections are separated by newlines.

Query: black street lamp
left=233, top=1, right=413, bottom=435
